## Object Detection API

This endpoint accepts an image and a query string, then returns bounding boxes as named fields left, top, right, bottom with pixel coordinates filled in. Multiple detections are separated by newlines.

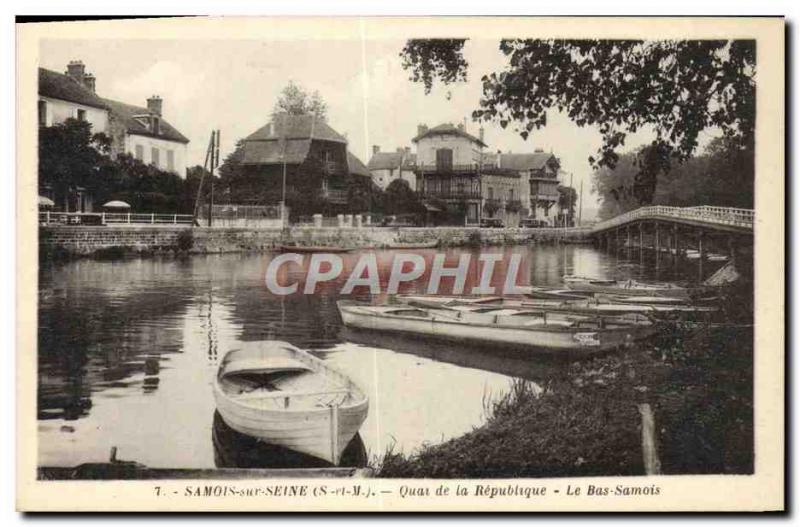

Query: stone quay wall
left=39, top=224, right=591, bottom=258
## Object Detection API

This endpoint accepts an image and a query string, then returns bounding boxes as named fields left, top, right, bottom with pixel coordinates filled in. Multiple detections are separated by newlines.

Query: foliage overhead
left=400, top=39, right=756, bottom=205
left=273, top=80, right=329, bottom=121
left=400, top=39, right=468, bottom=94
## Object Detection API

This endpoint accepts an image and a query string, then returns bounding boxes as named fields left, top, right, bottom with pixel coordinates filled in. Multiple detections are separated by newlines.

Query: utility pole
left=578, top=179, right=583, bottom=227
left=207, top=130, right=219, bottom=227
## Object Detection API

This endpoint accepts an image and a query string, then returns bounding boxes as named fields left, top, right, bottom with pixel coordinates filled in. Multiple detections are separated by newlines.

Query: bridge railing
left=592, top=205, right=754, bottom=232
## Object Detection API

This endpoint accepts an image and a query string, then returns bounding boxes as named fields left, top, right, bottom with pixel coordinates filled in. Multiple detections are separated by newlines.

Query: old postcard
left=16, top=16, right=784, bottom=512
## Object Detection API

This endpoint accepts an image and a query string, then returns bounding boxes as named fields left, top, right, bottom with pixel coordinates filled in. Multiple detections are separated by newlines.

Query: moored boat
left=399, top=294, right=717, bottom=316
left=385, top=240, right=439, bottom=249
left=563, top=275, right=691, bottom=298
left=278, top=245, right=352, bottom=253
left=337, top=301, right=657, bottom=355
left=213, top=341, right=368, bottom=466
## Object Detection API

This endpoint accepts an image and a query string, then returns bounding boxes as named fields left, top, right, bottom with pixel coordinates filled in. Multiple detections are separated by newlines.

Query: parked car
left=520, top=218, right=549, bottom=228
left=480, top=218, right=505, bottom=228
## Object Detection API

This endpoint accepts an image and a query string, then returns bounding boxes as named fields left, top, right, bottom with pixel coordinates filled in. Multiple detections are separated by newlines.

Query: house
left=238, top=113, right=370, bottom=211
left=38, top=61, right=190, bottom=179
left=413, top=122, right=487, bottom=224
left=485, top=150, right=561, bottom=224
left=367, top=146, right=416, bottom=190
left=101, top=96, right=189, bottom=177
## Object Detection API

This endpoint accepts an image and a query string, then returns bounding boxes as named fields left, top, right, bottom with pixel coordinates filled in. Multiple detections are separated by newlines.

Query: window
left=167, top=150, right=175, bottom=171
left=436, top=148, right=453, bottom=171
left=77, top=109, right=86, bottom=122
left=508, top=189, right=514, bottom=201
left=151, top=147, right=160, bottom=167
left=488, top=187, right=494, bottom=200
left=135, top=144, right=144, bottom=161
left=38, top=100, right=47, bottom=127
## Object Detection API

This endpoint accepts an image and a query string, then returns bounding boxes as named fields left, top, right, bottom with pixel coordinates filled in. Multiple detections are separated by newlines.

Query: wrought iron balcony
left=418, top=188, right=482, bottom=200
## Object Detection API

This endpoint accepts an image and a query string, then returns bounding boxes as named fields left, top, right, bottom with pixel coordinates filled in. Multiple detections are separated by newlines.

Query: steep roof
left=368, top=151, right=417, bottom=171
left=240, top=139, right=311, bottom=165
left=368, top=152, right=403, bottom=170
left=38, top=68, right=107, bottom=110
left=412, top=123, right=487, bottom=147
left=100, top=97, right=190, bottom=144
left=244, top=113, right=347, bottom=144
left=347, top=151, right=371, bottom=178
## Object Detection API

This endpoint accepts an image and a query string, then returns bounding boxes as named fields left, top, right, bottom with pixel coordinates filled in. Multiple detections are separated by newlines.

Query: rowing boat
left=337, top=301, right=657, bottom=355
left=385, top=240, right=439, bottom=249
left=213, top=341, right=368, bottom=466
left=563, top=275, right=691, bottom=298
left=399, top=294, right=717, bottom=316
left=278, top=245, right=352, bottom=253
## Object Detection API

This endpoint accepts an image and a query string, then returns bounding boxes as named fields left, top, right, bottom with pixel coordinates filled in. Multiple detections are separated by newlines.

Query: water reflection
left=212, top=411, right=367, bottom=469
left=37, top=245, right=725, bottom=469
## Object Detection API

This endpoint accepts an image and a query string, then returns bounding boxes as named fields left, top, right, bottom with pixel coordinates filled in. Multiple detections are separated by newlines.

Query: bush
left=176, top=229, right=194, bottom=252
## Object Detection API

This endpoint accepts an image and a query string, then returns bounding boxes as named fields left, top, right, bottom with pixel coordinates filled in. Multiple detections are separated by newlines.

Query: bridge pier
left=697, top=230, right=706, bottom=282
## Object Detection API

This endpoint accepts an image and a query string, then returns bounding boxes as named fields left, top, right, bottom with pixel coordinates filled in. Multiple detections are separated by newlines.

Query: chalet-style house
left=367, top=146, right=417, bottom=190
left=413, top=122, right=487, bottom=224
left=239, top=113, right=370, bottom=210
left=38, top=61, right=190, bottom=211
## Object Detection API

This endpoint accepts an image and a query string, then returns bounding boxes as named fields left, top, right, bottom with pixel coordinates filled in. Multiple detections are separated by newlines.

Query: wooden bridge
left=586, top=205, right=754, bottom=281
left=591, top=205, right=754, bottom=235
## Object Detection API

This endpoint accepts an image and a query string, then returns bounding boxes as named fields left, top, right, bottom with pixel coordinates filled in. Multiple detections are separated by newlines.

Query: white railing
left=591, top=205, right=754, bottom=232
left=39, top=212, right=194, bottom=226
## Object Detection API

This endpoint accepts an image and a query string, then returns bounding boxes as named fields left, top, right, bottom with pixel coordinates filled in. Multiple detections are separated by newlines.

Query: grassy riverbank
left=378, top=291, right=753, bottom=478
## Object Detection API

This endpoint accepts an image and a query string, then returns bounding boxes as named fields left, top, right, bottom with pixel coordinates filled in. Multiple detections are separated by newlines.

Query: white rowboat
left=213, top=341, right=368, bottom=466
left=338, top=301, right=657, bottom=355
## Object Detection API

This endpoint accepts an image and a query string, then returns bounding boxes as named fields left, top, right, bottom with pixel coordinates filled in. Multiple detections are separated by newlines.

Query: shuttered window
left=167, top=150, right=175, bottom=171
left=135, top=144, right=144, bottom=161
left=151, top=147, right=160, bottom=167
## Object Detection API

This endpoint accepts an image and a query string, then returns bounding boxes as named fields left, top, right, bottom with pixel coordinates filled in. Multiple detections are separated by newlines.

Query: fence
left=197, top=204, right=284, bottom=220
left=39, top=211, right=194, bottom=226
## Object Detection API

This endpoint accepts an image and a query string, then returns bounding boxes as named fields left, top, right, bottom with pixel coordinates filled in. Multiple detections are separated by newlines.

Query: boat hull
left=338, top=303, right=656, bottom=355
left=213, top=343, right=368, bottom=465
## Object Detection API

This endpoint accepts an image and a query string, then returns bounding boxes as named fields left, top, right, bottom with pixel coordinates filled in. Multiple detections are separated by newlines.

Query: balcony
left=419, top=189, right=482, bottom=201
left=416, top=163, right=494, bottom=174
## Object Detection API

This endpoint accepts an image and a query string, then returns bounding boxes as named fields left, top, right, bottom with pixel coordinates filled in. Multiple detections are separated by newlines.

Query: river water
left=37, top=244, right=721, bottom=469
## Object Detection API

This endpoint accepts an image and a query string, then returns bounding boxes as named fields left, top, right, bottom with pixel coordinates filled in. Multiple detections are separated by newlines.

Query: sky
left=38, top=37, right=716, bottom=222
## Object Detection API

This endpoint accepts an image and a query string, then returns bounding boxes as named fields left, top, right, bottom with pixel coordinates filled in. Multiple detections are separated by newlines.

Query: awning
left=38, top=196, right=55, bottom=207
left=103, top=200, right=131, bottom=209
left=423, top=202, right=443, bottom=212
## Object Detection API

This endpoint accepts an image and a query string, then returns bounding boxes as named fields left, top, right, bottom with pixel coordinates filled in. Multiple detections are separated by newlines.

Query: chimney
left=65, top=60, right=86, bottom=84
left=373, top=145, right=380, bottom=155
left=147, top=95, right=163, bottom=116
left=83, top=73, right=96, bottom=93
left=417, top=124, right=428, bottom=137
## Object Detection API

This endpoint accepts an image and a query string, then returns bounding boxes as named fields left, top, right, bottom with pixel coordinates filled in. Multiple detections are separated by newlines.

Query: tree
left=38, top=118, right=109, bottom=202
left=384, top=179, right=423, bottom=215
left=39, top=118, right=195, bottom=213
left=400, top=39, right=755, bottom=205
left=273, top=81, right=328, bottom=121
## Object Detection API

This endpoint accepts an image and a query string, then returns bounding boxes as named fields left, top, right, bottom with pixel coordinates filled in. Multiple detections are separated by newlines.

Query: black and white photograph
left=15, top=16, right=784, bottom=512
